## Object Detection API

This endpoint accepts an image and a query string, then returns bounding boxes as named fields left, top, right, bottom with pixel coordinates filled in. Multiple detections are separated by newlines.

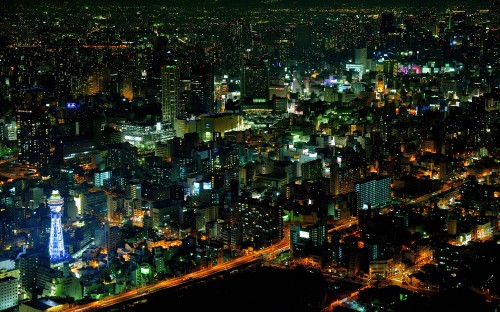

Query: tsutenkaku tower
left=48, top=190, right=66, bottom=263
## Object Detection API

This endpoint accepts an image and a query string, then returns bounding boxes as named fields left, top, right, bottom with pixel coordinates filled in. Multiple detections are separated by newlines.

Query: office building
left=330, top=163, right=363, bottom=196
left=16, top=102, right=50, bottom=172
left=355, top=47, right=367, bottom=71
left=94, top=170, right=112, bottom=188
left=0, top=277, right=18, bottom=311
left=354, top=175, right=391, bottom=212
left=234, top=198, right=283, bottom=247
left=161, top=65, right=180, bottom=126
left=190, top=63, right=215, bottom=115
left=376, top=72, right=385, bottom=94
left=18, top=251, right=45, bottom=295
left=241, top=58, right=269, bottom=103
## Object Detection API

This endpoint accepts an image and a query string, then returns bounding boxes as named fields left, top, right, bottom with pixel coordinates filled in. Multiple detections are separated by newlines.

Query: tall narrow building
left=190, top=63, right=215, bottom=115
left=354, top=47, right=367, bottom=76
left=379, top=12, right=394, bottom=49
left=376, top=72, right=385, bottom=94
left=16, top=102, right=50, bottom=172
left=48, top=190, right=67, bottom=264
left=161, top=64, right=180, bottom=126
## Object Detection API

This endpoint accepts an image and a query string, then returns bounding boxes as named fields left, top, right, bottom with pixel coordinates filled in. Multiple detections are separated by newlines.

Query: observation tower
left=48, top=190, right=66, bottom=263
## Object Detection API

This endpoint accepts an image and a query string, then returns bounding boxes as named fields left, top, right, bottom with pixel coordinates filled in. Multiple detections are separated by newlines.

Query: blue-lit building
left=94, top=170, right=112, bottom=188
left=354, top=176, right=391, bottom=213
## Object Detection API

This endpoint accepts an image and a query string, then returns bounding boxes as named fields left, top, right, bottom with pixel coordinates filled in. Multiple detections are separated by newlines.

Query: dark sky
left=6, top=0, right=490, bottom=8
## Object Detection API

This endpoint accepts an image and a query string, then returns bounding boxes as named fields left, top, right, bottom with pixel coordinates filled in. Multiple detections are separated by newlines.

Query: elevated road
left=68, top=228, right=290, bottom=311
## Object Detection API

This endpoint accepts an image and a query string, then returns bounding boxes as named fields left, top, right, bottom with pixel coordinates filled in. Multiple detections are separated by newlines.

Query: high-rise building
left=106, top=142, right=138, bottom=172
left=0, top=277, right=18, bottom=311
left=302, top=159, right=323, bottom=181
left=330, top=163, right=363, bottom=196
left=16, top=102, right=50, bottom=172
left=294, top=23, right=312, bottom=70
left=354, top=176, right=391, bottom=213
left=27, top=187, right=44, bottom=210
left=190, top=63, right=215, bottom=115
left=48, top=190, right=67, bottom=264
left=18, top=251, right=45, bottom=295
left=0, top=259, right=18, bottom=280
left=94, top=170, right=111, bottom=188
left=86, top=64, right=110, bottom=95
left=355, top=47, right=367, bottom=66
left=290, top=222, right=327, bottom=253
left=241, top=58, right=269, bottom=103
left=161, top=65, right=180, bottom=126
left=376, top=72, right=385, bottom=94
left=0, top=259, right=19, bottom=309
left=379, top=12, right=394, bottom=49
left=153, top=36, right=174, bottom=79
left=354, top=47, right=367, bottom=76
left=448, top=11, right=466, bottom=32
left=36, top=265, right=60, bottom=294
left=234, top=198, right=283, bottom=247
left=358, top=203, right=372, bottom=231
left=125, top=181, right=142, bottom=200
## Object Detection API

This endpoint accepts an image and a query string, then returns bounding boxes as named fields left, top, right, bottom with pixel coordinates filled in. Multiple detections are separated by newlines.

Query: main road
left=68, top=228, right=290, bottom=312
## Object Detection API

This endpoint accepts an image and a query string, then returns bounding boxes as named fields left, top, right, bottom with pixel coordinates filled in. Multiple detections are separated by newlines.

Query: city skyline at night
left=0, top=0, right=498, bottom=311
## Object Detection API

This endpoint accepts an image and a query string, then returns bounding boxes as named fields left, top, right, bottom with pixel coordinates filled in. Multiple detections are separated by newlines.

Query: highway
left=327, top=217, right=359, bottom=234
left=379, top=180, right=464, bottom=215
left=68, top=228, right=290, bottom=311
left=325, top=182, right=465, bottom=234
left=68, top=180, right=466, bottom=311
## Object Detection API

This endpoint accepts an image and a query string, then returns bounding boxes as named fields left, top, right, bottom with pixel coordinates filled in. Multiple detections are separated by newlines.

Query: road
left=379, top=180, right=464, bottom=215
left=68, top=228, right=290, bottom=311
left=0, top=156, right=17, bottom=179
left=0, top=156, right=41, bottom=180
left=327, top=217, right=358, bottom=234
left=321, top=284, right=371, bottom=312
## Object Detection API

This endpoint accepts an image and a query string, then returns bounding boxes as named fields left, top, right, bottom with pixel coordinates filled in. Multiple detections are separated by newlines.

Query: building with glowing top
left=48, top=190, right=68, bottom=264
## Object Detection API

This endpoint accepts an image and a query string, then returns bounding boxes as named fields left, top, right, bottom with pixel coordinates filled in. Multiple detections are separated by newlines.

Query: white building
left=0, top=277, right=18, bottom=311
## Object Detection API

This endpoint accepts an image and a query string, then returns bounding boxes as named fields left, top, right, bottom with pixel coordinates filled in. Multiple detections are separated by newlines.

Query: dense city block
left=0, top=0, right=498, bottom=311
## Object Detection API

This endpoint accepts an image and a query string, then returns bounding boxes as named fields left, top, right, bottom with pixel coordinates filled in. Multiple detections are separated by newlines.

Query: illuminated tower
left=48, top=190, right=66, bottom=263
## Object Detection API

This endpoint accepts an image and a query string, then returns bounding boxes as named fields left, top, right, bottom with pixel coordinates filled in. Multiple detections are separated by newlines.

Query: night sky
left=7, top=0, right=490, bottom=8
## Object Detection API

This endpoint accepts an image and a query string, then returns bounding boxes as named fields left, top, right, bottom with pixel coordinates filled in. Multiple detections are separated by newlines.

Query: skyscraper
left=354, top=176, right=391, bottom=213
left=354, top=47, right=367, bottom=75
left=190, top=63, right=215, bottom=115
left=330, top=163, right=363, bottom=196
left=379, top=12, right=394, bottom=49
left=241, top=58, right=269, bottom=103
left=161, top=64, right=180, bottom=126
left=16, top=102, right=50, bottom=172
left=48, top=190, right=66, bottom=263
left=294, top=23, right=312, bottom=71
